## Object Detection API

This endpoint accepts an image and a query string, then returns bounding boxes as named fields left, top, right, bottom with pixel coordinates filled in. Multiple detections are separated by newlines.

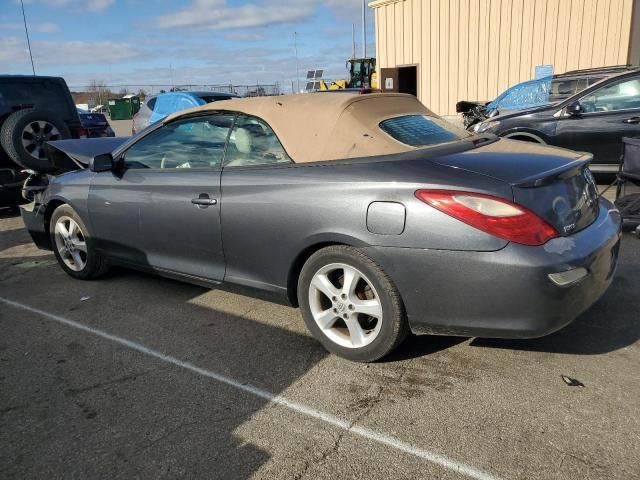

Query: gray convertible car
left=21, top=93, right=621, bottom=362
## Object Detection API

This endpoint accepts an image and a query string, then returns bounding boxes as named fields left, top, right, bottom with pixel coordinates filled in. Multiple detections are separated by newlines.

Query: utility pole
left=293, top=31, right=300, bottom=93
left=20, top=0, right=36, bottom=75
left=361, top=0, right=366, bottom=58
left=351, top=23, right=356, bottom=59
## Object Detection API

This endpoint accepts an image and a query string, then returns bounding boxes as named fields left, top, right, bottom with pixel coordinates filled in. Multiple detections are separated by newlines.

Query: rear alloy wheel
left=298, top=246, right=408, bottom=362
left=50, top=204, right=108, bottom=279
left=308, top=263, right=383, bottom=349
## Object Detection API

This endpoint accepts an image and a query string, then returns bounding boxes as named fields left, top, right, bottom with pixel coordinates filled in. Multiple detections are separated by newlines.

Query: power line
left=20, top=0, right=36, bottom=75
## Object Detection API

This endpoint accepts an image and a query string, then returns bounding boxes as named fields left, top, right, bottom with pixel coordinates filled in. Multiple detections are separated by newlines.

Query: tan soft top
left=165, top=93, right=433, bottom=163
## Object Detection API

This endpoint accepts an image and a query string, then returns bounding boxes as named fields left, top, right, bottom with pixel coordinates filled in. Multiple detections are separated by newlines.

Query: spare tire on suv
left=0, top=108, right=71, bottom=172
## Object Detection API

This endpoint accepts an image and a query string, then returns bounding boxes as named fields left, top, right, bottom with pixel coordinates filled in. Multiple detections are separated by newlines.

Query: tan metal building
left=370, top=0, right=640, bottom=115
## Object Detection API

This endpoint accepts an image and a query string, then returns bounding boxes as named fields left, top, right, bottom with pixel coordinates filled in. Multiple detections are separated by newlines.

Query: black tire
left=50, top=204, right=108, bottom=280
left=298, top=245, right=409, bottom=362
left=0, top=108, right=71, bottom=172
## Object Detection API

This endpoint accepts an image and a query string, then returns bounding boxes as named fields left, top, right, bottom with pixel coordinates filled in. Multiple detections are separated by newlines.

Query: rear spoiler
left=511, top=153, right=593, bottom=188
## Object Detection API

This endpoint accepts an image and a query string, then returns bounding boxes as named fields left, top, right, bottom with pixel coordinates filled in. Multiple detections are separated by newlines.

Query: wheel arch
left=500, top=129, right=549, bottom=144
left=286, top=234, right=368, bottom=306
left=43, top=197, right=72, bottom=244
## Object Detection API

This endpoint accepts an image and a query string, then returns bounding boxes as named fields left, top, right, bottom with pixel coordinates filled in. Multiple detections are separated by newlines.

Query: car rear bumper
left=20, top=201, right=51, bottom=250
left=365, top=198, right=622, bottom=339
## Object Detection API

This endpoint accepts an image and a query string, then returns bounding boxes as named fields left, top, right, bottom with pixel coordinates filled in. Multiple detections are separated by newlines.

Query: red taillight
left=76, top=127, right=88, bottom=139
left=415, top=189, right=558, bottom=246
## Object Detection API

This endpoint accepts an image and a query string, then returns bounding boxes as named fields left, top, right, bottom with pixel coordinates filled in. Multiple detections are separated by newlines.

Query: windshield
left=379, top=115, right=471, bottom=147
left=487, top=77, right=553, bottom=112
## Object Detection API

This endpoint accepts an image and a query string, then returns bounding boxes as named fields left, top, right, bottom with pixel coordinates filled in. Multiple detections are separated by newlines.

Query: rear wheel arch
left=287, top=241, right=346, bottom=306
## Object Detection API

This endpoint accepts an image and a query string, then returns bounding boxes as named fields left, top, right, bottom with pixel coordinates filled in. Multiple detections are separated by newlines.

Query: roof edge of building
left=368, top=0, right=401, bottom=9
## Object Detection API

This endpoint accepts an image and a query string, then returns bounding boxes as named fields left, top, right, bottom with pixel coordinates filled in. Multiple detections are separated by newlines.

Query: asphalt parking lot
left=1, top=210, right=639, bottom=480
left=108, top=119, right=133, bottom=137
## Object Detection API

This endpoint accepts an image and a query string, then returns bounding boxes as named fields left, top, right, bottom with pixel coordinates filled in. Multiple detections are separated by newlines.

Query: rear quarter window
left=379, top=115, right=470, bottom=147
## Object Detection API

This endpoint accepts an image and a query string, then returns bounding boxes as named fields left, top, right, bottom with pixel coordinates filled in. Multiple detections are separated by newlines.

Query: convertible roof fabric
left=165, top=93, right=433, bottom=163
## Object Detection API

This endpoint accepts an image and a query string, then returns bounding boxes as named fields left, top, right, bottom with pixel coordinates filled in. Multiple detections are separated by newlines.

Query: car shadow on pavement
left=2, top=264, right=331, bottom=479
left=1, top=227, right=339, bottom=478
left=384, top=334, right=468, bottom=362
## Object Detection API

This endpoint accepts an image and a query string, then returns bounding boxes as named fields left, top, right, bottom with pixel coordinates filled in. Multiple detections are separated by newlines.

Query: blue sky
left=0, top=0, right=376, bottom=93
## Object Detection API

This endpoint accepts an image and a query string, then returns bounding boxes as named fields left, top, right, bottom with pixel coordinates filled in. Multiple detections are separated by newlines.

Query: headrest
left=235, top=128, right=252, bottom=154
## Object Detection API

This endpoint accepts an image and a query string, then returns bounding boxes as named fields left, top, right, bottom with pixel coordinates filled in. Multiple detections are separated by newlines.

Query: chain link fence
left=69, top=83, right=283, bottom=109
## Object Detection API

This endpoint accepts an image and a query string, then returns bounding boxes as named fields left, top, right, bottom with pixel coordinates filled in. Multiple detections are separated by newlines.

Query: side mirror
left=89, top=153, right=114, bottom=172
left=566, top=101, right=582, bottom=116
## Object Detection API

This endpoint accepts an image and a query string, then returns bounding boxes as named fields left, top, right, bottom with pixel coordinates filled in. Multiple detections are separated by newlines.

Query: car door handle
left=623, top=116, right=640, bottom=124
left=191, top=196, right=217, bottom=206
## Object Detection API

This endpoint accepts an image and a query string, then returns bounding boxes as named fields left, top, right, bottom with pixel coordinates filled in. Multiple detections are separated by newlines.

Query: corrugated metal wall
left=372, top=0, right=637, bottom=115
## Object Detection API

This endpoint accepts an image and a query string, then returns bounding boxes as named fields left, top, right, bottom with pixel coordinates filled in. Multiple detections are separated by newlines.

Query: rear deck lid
left=432, top=138, right=600, bottom=236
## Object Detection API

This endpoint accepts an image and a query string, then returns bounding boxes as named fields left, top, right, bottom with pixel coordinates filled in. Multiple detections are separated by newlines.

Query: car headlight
left=474, top=120, right=501, bottom=133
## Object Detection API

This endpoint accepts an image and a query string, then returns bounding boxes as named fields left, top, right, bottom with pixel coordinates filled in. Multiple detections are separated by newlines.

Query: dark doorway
left=398, top=66, right=417, bottom=97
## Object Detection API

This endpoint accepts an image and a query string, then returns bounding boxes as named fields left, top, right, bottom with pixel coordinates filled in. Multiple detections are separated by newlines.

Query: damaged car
left=473, top=68, right=640, bottom=174
left=457, top=65, right=637, bottom=129
left=20, top=93, right=621, bottom=362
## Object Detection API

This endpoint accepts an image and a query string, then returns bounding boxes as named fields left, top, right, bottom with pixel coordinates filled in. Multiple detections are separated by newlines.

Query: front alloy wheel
left=49, top=204, right=107, bottom=280
left=53, top=216, right=87, bottom=271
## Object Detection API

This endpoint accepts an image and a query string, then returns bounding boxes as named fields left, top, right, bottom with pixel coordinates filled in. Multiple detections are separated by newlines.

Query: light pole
left=20, top=0, right=36, bottom=75
left=293, top=31, right=300, bottom=93
left=361, top=0, right=366, bottom=58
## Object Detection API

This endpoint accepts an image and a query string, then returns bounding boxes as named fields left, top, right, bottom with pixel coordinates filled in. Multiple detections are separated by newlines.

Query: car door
left=220, top=114, right=293, bottom=289
left=554, top=75, right=640, bottom=170
left=89, top=113, right=235, bottom=280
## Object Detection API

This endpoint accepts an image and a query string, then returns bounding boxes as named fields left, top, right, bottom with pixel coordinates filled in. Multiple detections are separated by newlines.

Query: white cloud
left=223, top=30, right=269, bottom=42
left=0, top=36, right=143, bottom=67
left=323, top=0, right=366, bottom=20
left=0, top=21, right=60, bottom=33
left=155, top=0, right=314, bottom=30
left=20, top=0, right=115, bottom=13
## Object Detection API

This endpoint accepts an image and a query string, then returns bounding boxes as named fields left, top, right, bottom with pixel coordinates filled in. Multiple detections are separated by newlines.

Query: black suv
left=473, top=68, right=640, bottom=174
left=0, top=75, right=83, bottom=208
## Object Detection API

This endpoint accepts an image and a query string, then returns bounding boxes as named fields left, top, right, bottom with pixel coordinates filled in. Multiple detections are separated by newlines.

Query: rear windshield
left=379, top=115, right=470, bottom=147
left=201, top=96, right=234, bottom=103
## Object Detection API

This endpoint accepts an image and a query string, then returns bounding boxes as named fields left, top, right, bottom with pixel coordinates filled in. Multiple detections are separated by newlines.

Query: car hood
left=45, top=137, right=129, bottom=171
left=432, top=138, right=588, bottom=185
left=489, top=103, right=556, bottom=121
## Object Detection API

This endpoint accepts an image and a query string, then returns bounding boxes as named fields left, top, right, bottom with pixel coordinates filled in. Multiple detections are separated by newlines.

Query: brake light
left=415, top=189, right=558, bottom=246
left=76, top=127, right=88, bottom=139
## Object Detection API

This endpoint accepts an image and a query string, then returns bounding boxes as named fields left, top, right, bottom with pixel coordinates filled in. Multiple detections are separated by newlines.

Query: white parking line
left=1, top=296, right=501, bottom=480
